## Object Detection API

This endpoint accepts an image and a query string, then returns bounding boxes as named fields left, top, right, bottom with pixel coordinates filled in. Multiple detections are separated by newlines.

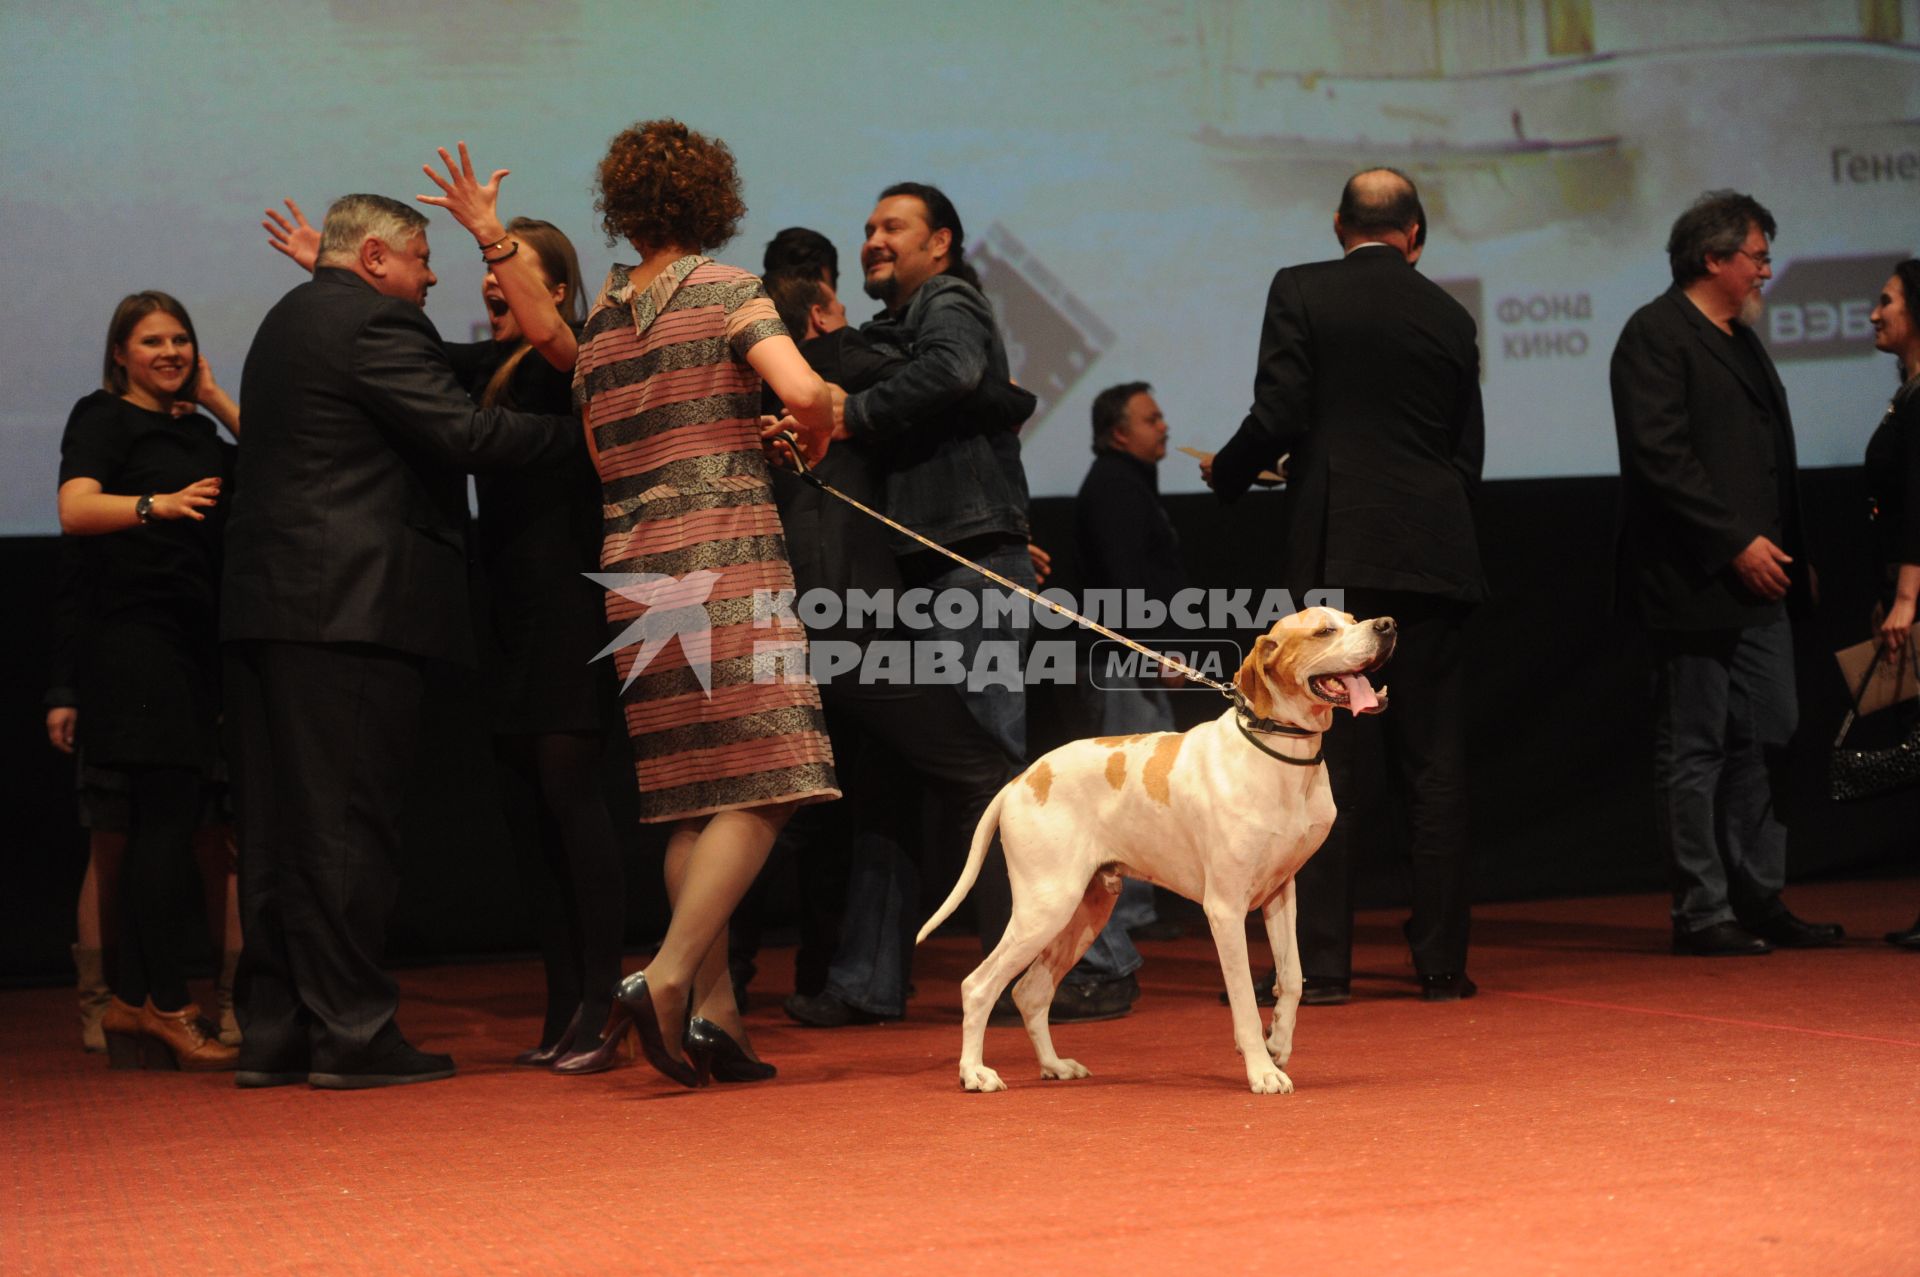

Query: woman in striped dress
left=575, top=120, right=839, bottom=1087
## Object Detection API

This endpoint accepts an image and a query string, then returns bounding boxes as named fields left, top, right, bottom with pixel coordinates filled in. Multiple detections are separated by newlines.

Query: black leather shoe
left=611, top=972, right=705, bottom=1088
left=685, top=1017, right=776, bottom=1083
left=1886, top=914, right=1920, bottom=949
left=236, top=1067, right=308, bottom=1088
left=1301, top=978, right=1351, bottom=1006
left=309, top=1041, right=455, bottom=1090
left=1748, top=911, right=1844, bottom=949
left=1221, top=968, right=1280, bottom=1008
left=782, top=991, right=895, bottom=1028
left=1419, top=973, right=1477, bottom=1002
left=1051, top=974, right=1137, bottom=1023
left=1673, top=920, right=1772, bottom=956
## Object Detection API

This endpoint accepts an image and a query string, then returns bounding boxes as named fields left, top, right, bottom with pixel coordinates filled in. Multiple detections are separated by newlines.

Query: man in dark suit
left=223, top=193, right=569, bottom=1088
left=1207, top=167, right=1484, bottom=1004
left=1609, top=190, right=1842, bottom=957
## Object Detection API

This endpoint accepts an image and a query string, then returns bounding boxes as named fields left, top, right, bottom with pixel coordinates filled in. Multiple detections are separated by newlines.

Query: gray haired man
left=224, top=194, right=570, bottom=1088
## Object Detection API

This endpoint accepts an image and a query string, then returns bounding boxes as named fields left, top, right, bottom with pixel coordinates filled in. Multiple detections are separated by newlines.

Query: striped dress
left=574, top=256, right=838, bottom=822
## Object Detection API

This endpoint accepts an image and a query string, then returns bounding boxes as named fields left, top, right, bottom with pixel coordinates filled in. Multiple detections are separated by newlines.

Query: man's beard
left=862, top=269, right=898, bottom=305
left=1737, top=290, right=1765, bottom=329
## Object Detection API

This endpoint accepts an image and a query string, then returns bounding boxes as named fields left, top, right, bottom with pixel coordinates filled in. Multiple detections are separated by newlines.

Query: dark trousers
left=819, top=666, right=1020, bottom=1017
left=1648, top=620, right=1794, bottom=931
left=1295, top=588, right=1474, bottom=981
left=224, top=640, right=426, bottom=1071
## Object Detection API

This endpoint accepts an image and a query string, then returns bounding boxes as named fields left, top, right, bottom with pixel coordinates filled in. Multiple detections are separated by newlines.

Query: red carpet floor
left=5, top=879, right=1919, bottom=1276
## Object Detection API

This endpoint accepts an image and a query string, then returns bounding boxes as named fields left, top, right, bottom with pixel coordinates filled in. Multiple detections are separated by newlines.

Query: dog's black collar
left=1235, top=715, right=1324, bottom=767
left=1230, top=692, right=1318, bottom=738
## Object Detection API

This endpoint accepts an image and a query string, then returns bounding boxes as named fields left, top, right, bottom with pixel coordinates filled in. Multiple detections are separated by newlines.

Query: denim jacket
left=845, top=274, right=1032, bottom=551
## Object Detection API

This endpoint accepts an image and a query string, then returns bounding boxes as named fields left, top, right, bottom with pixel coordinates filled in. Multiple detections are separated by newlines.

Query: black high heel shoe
left=610, top=972, right=706, bottom=1088
left=513, top=1006, right=582, bottom=1067
left=551, top=1007, right=635, bottom=1075
left=685, top=1017, right=777, bottom=1084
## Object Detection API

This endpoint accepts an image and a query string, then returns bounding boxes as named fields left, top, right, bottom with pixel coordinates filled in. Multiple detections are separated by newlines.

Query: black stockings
left=497, top=732, right=624, bottom=1047
left=112, top=766, right=202, bottom=1012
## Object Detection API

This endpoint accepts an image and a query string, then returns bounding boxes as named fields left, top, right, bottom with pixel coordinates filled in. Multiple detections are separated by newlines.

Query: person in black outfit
left=1207, top=168, right=1484, bottom=1004
left=1059, top=380, right=1189, bottom=1020
left=758, top=264, right=1025, bottom=1028
left=1865, top=257, right=1920, bottom=950
left=412, top=148, right=633, bottom=1073
left=225, top=194, right=570, bottom=1090
left=1610, top=190, right=1842, bottom=957
left=56, top=291, right=241, bottom=1070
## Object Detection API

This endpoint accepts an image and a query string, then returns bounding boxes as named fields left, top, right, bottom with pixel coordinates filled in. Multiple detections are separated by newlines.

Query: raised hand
left=263, top=198, right=320, bottom=270
left=418, top=141, right=509, bottom=246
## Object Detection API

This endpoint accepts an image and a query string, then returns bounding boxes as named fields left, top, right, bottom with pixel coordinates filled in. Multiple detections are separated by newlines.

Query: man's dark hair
left=1337, top=167, right=1423, bottom=238
left=1090, top=380, right=1153, bottom=452
left=879, top=181, right=981, bottom=289
left=763, top=270, right=826, bottom=341
left=1666, top=190, right=1777, bottom=286
left=764, top=227, right=838, bottom=290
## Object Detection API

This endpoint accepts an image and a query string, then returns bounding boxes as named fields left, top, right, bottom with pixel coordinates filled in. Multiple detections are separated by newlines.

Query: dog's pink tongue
left=1340, top=674, right=1378, bottom=711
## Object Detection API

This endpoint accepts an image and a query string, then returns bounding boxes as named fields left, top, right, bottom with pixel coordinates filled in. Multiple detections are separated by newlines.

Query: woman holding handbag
left=1865, top=257, right=1920, bottom=949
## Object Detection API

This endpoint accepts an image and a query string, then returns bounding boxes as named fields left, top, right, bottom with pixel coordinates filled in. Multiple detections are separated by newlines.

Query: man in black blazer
left=1208, top=168, right=1485, bottom=1004
left=1609, top=190, right=1842, bottom=957
left=223, top=193, right=570, bottom=1088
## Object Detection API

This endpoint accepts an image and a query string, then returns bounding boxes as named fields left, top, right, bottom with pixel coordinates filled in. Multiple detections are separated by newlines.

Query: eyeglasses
left=1735, top=248, right=1773, bottom=269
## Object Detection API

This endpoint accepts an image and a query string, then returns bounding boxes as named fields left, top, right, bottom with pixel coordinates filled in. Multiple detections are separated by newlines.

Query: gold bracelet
left=477, top=234, right=512, bottom=254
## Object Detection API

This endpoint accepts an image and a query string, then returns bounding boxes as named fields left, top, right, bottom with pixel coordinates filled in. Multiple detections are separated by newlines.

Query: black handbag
left=1829, top=632, right=1920, bottom=802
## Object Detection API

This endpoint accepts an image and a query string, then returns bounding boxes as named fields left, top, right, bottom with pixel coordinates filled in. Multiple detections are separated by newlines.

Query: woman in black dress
left=446, top=214, right=629, bottom=1071
left=56, top=292, right=239, bottom=1070
left=1865, top=257, right=1920, bottom=951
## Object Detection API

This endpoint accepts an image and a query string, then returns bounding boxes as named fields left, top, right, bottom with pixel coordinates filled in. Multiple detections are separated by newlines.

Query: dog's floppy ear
left=1236, top=634, right=1278, bottom=719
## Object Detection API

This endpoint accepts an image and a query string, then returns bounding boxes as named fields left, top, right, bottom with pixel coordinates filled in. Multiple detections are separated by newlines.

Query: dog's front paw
left=961, top=1063, right=1007, bottom=1093
left=1264, top=1030, right=1293, bottom=1067
left=1040, top=1057, right=1090, bottom=1081
left=1247, top=1066, right=1294, bottom=1095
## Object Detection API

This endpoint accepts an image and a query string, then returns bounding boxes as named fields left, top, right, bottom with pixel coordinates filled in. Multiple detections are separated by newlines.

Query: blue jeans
left=823, top=544, right=1036, bottom=1015
left=1650, top=620, right=1795, bottom=931
left=1066, top=676, right=1174, bottom=983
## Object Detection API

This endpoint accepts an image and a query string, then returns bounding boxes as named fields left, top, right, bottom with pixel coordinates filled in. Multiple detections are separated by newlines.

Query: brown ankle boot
left=140, top=1000, right=239, bottom=1072
left=74, top=945, right=111, bottom=1053
left=102, top=996, right=148, bottom=1069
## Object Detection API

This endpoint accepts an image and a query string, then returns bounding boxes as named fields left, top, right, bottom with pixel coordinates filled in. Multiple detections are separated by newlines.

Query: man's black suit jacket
left=1212, top=246, right=1486, bottom=603
left=1609, top=286, right=1807, bottom=632
left=223, top=268, right=569, bottom=667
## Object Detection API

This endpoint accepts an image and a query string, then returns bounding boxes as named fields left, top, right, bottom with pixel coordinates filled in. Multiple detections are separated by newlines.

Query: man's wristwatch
left=135, top=494, right=155, bottom=523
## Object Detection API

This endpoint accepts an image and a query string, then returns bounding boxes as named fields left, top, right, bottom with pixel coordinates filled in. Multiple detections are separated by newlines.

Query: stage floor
left=6, top=879, right=1919, bottom=1275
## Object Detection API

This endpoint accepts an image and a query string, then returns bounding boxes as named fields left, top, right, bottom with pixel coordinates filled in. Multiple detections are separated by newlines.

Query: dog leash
left=774, top=432, right=1325, bottom=762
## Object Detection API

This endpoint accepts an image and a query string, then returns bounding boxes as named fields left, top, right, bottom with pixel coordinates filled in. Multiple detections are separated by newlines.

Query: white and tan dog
left=916, top=607, right=1394, bottom=1094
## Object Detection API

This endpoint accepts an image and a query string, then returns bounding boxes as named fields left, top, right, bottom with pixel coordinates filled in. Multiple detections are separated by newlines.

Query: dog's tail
left=914, top=782, right=1009, bottom=946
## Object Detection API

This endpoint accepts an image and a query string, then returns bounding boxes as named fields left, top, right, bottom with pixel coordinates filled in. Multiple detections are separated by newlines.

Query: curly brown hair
left=594, top=119, right=746, bottom=253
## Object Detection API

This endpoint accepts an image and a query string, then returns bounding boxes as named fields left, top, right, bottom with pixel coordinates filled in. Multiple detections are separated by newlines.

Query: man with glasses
left=1609, top=190, right=1843, bottom=957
